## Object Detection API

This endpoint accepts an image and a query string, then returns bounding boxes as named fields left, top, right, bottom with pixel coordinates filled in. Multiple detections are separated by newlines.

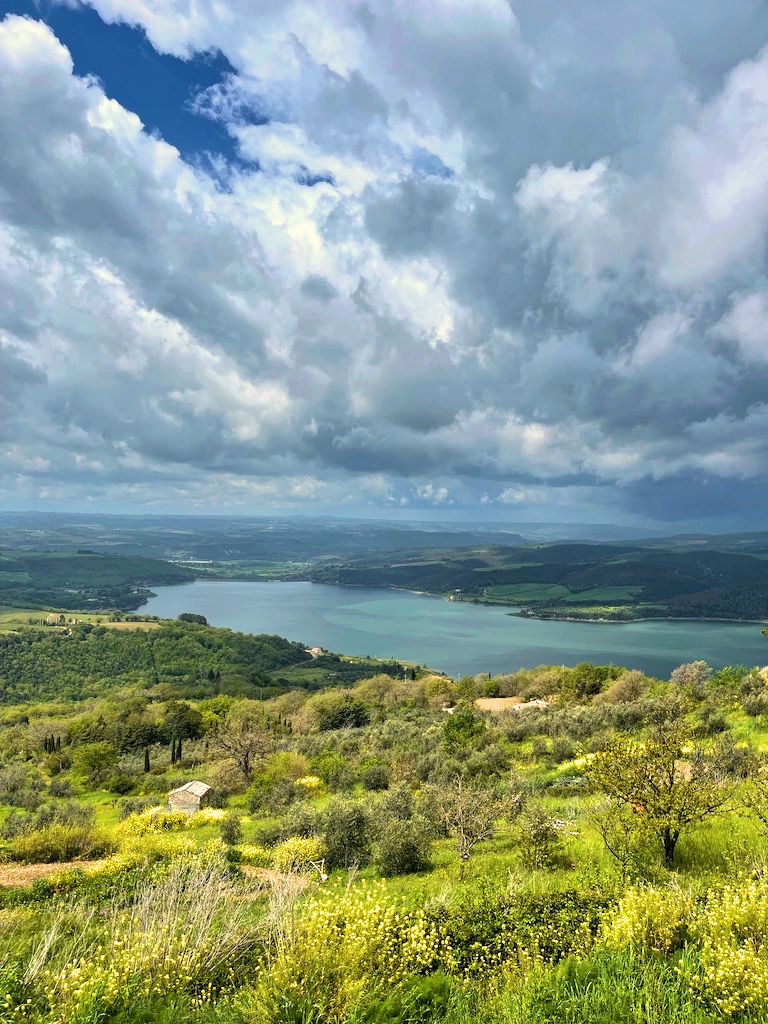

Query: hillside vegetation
left=0, top=623, right=767, bottom=1022
left=0, top=550, right=194, bottom=611
left=0, top=619, right=410, bottom=703
left=307, top=540, right=768, bottom=621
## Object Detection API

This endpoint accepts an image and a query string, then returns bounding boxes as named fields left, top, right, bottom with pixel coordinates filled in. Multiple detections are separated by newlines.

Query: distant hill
left=304, top=540, right=768, bottom=622
left=0, top=551, right=194, bottom=612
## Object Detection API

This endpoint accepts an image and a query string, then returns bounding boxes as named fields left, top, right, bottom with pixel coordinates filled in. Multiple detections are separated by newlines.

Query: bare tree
left=215, top=704, right=272, bottom=779
left=442, top=777, right=522, bottom=878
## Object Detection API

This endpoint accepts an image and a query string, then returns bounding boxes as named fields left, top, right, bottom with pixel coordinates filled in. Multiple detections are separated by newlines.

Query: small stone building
left=168, top=780, right=212, bottom=814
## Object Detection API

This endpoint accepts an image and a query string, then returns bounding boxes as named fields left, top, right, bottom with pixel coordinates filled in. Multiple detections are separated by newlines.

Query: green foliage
left=355, top=972, right=457, bottom=1023
left=373, top=816, right=433, bottom=876
left=272, top=835, right=324, bottom=873
left=319, top=798, right=373, bottom=869
left=220, top=813, right=243, bottom=846
left=0, top=620, right=309, bottom=703
left=71, top=741, right=119, bottom=779
left=0, top=550, right=194, bottom=611
left=442, top=707, right=485, bottom=752
left=585, top=716, right=739, bottom=867
left=360, top=763, right=390, bottom=791
left=516, top=805, right=571, bottom=870
left=7, top=823, right=115, bottom=862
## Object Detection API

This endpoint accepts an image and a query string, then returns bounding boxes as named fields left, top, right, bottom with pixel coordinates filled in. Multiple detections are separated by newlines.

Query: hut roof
left=168, top=780, right=211, bottom=799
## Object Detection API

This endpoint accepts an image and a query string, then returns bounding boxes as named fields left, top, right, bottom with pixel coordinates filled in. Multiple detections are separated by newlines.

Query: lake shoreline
left=164, top=575, right=768, bottom=628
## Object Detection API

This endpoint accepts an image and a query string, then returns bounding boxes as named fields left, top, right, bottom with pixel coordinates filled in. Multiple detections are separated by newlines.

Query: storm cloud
left=2, top=1, right=768, bottom=525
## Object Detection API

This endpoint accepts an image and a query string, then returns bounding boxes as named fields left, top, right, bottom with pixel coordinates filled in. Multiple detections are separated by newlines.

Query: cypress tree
left=177, top=738, right=182, bottom=762
left=171, top=739, right=177, bottom=765
left=56, top=736, right=61, bottom=751
left=144, top=748, right=150, bottom=773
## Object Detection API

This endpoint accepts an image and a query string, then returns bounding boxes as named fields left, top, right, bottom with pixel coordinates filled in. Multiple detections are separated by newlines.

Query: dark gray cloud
left=1, top=4, right=768, bottom=524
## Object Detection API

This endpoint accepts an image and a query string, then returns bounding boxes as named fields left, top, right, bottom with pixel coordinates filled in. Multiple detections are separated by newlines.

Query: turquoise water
left=142, top=580, right=768, bottom=679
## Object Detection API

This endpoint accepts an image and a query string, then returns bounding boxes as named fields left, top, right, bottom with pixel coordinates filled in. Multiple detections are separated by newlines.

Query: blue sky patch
left=0, top=0, right=244, bottom=170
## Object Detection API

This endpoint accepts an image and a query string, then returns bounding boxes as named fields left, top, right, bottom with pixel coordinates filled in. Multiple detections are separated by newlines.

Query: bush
left=373, top=817, right=433, bottom=876
left=118, top=797, right=162, bottom=820
left=117, top=808, right=190, bottom=836
left=602, top=885, right=695, bottom=953
left=48, top=779, right=74, bottom=798
left=220, top=813, right=243, bottom=846
left=7, top=824, right=115, bottom=863
left=361, top=763, right=390, bottom=791
left=271, top=835, right=325, bottom=873
left=107, top=774, right=137, bottom=795
left=320, top=798, right=373, bottom=869
left=517, top=805, right=572, bottom=870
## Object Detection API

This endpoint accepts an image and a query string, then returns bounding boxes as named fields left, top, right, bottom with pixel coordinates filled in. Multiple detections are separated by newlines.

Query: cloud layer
left=2, top=2, right=768, bottom=524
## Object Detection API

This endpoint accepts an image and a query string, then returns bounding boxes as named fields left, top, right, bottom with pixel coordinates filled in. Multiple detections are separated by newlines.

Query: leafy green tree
left=442, top=707, right=486, bottom=752
left=585, top=718, right=738, bottom=867
left=71, top=741, right=119, bottom=781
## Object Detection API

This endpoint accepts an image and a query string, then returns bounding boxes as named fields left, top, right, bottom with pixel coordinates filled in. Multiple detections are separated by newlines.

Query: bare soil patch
left=0, top=861, right=99, bottom=888
left=475, top=697, right=550, bottom=713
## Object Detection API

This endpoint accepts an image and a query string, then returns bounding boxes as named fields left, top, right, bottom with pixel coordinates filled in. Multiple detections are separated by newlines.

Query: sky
left=2, top=1, right=768, bottom=530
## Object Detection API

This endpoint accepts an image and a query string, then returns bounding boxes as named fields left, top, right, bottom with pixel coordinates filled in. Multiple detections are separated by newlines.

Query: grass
left=564, top=586, right=642, bottom=603
left=484, top=584, right=571, bottom=602
left=0, top=607, right=160, bottom=634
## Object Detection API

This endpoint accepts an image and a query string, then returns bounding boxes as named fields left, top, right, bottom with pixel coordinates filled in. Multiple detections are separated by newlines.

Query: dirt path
left=0, top=861, right=100, bottom=888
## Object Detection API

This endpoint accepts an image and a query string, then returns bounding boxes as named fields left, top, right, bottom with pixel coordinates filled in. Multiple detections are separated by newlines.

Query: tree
left=215, top=704, right=272, bottom=779
left=71, top=741, right=119, bottom=781
left=178, top=613, right=208, bottom=626
left=441, top=777, right=521, bottom=877
left=585, top=718, right=738, bottom=868
left=442, top=707, right=486, bottom=753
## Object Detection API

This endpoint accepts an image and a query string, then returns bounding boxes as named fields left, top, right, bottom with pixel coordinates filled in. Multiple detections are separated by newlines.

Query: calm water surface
left=143, top=580, right=768, bottom=679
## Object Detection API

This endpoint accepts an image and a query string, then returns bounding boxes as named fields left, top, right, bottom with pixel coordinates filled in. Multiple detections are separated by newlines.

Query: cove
left=141, top=580, right=768, bottom=679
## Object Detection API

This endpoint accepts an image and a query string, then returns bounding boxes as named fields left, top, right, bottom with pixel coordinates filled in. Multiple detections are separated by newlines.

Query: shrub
left=272, top=835, right=325, bottom=873
left=687, top=877, right=768, bottom=1018
left=250, top=882, right=452, bottom=1022
left=236, top=844, right=271, bottom=867
left=361, top=764, right=390, bottom=791
left=107, top=774, right=137, bottom=795
left=320, top=799, right=373, bottom=870
left=516, top=805, right=572, bottom=870
left=247, top=773, right=299, bottom=813
left=373, top=817, right=433, bottom=876
left=602, top=885, right=695, bottom=953
left=220, top=813, right=243, bottom=846
left=7, top=824, right=115, bottom=863
left=117, top=808, right=190, bottom=836
left=118, top=797, right=161, bottom=820
left=47, top=779, right=74, bottom=799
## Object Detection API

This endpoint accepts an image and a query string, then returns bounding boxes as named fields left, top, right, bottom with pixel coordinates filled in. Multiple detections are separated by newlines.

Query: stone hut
left=168, top=780, right=212, bottom=814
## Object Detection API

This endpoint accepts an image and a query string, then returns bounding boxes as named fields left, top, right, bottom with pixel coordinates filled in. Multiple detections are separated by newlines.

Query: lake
left=141, top=580, right=768, bottom=679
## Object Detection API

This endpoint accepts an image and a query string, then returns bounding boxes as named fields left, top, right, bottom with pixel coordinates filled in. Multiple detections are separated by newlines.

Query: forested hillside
left=0, top=619, right=408, bottom=703
left=308, top=542, right=768, bottom=621
left=0, top=550, right=194, bottom=611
